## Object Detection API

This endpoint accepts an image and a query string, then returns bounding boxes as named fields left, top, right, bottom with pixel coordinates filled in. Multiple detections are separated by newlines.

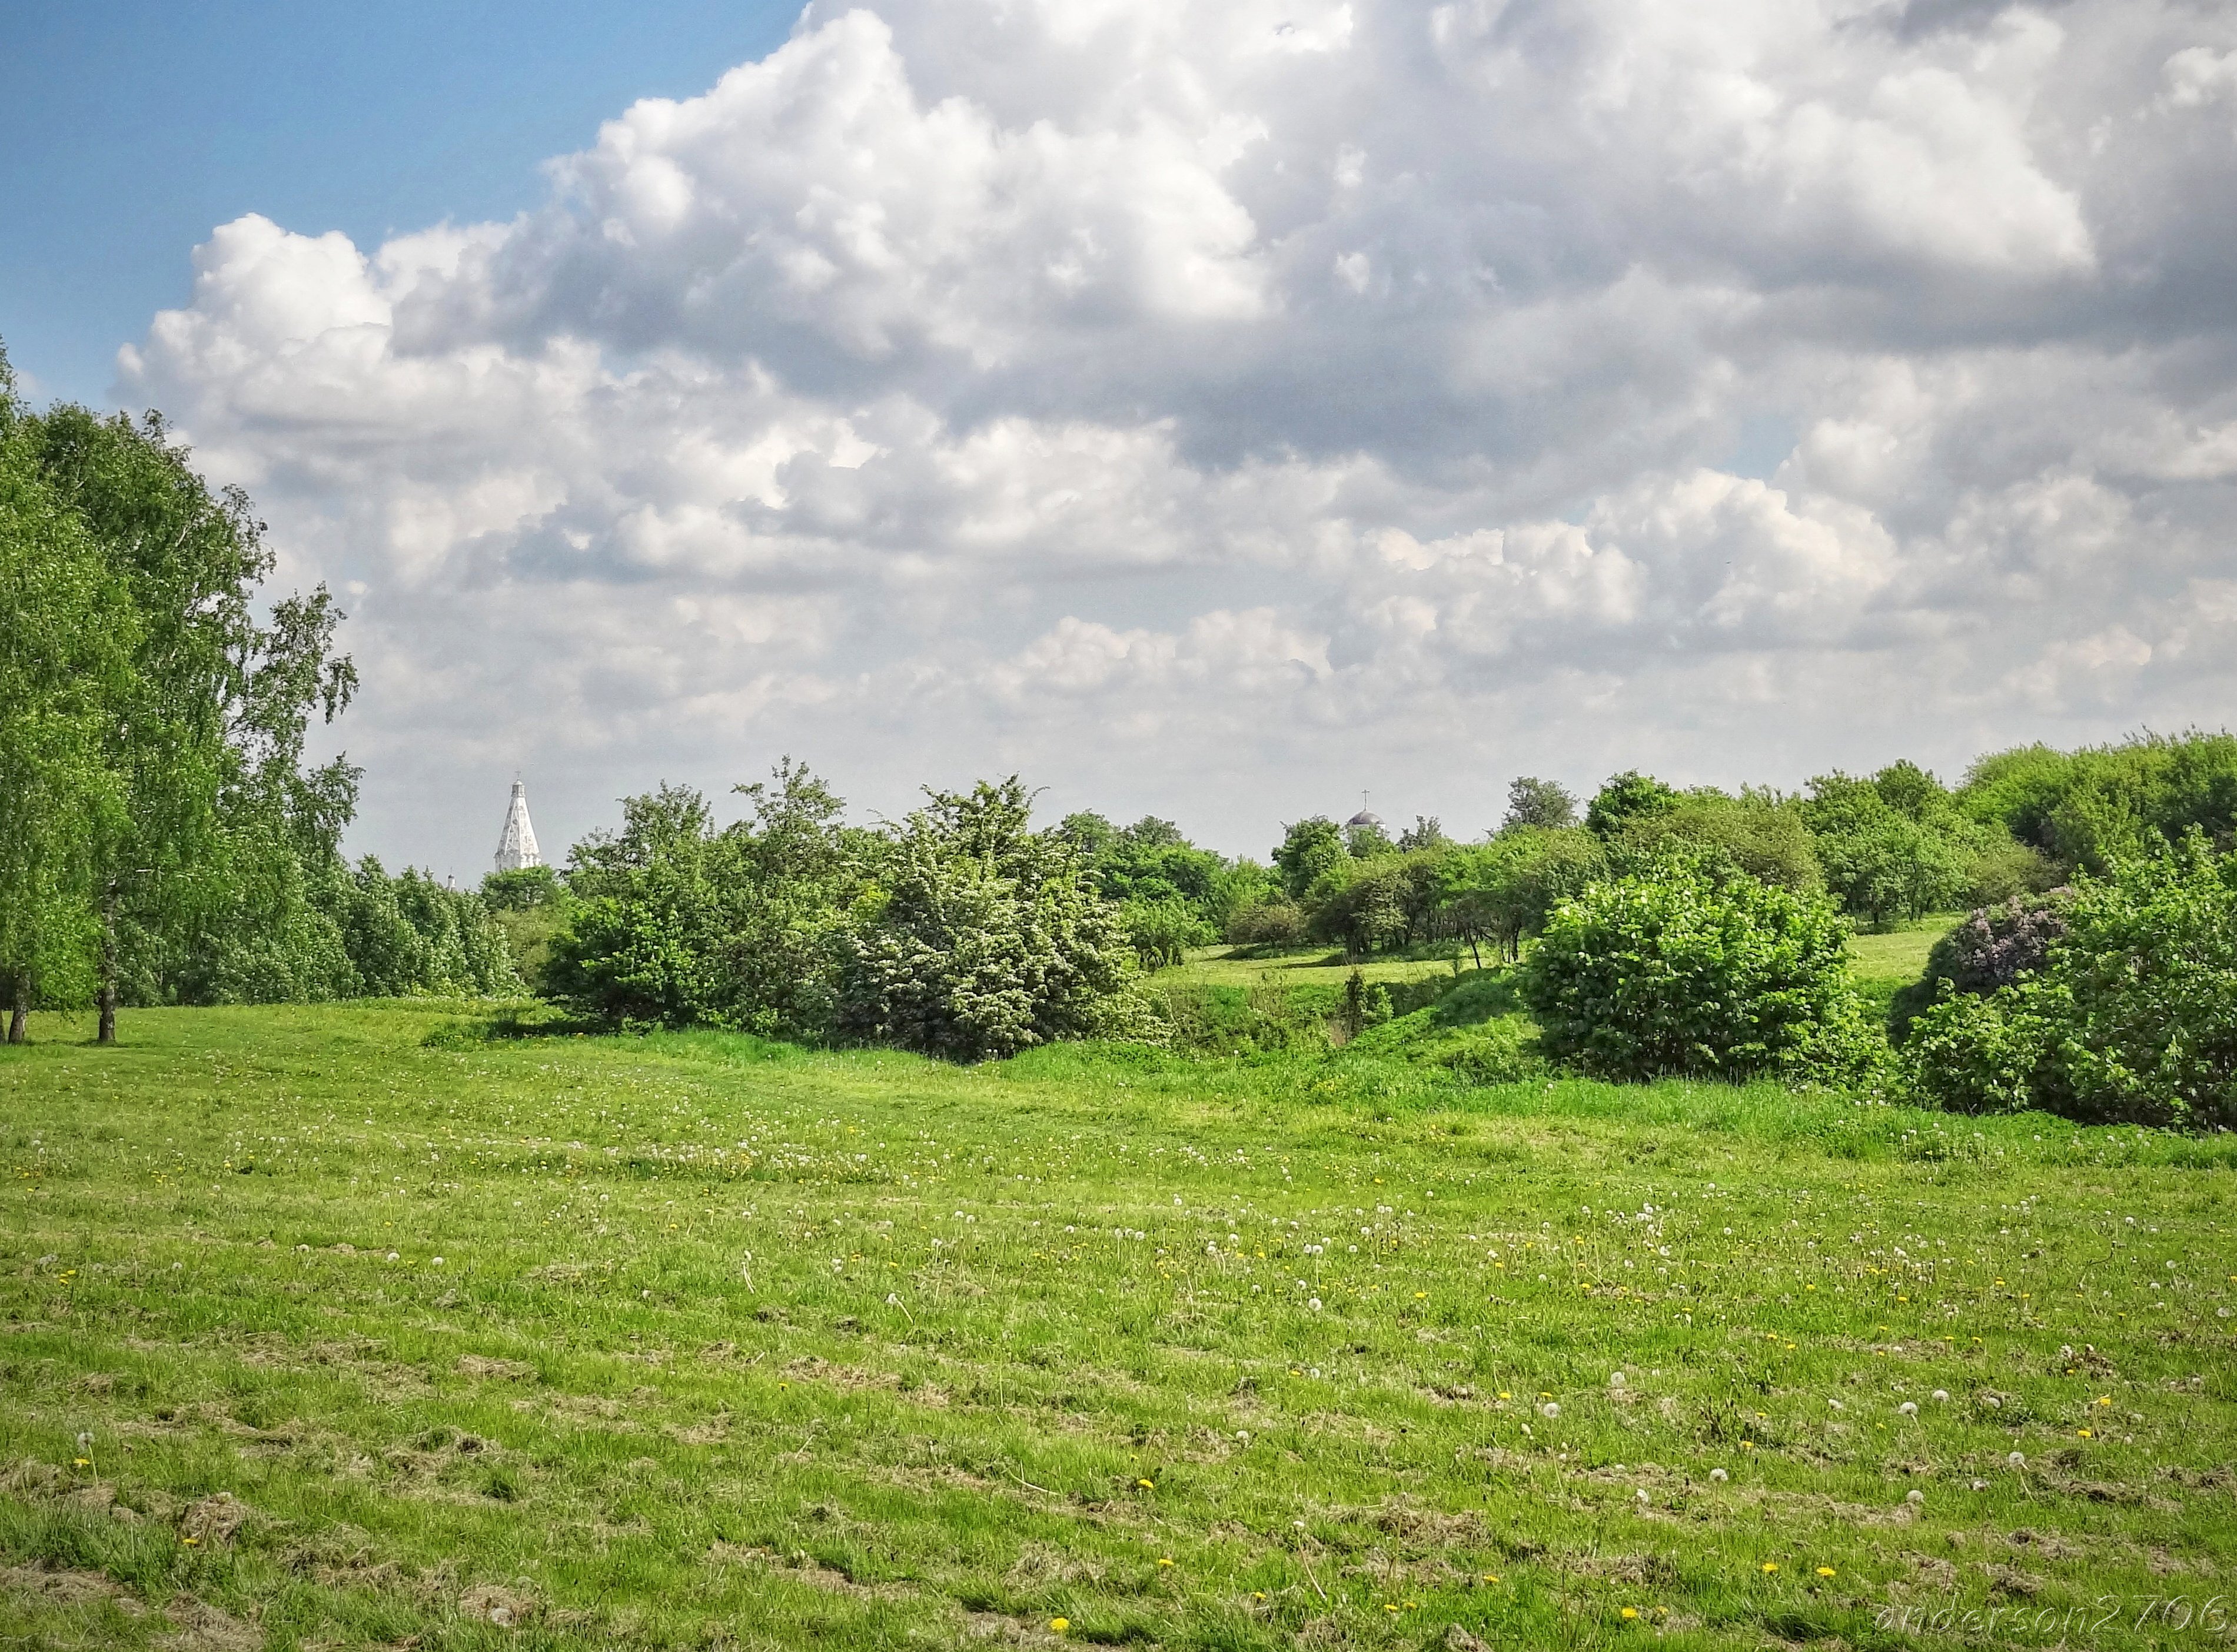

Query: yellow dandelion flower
left=1138, top=1478, right=1155, bottom=1489
left=1158, top=1557, right=1175, bottom=1568
left=1816, top=1567, right=1836, bottom=1577
left=1050, top=1618, right=1069, bottom=1634
left=1481, top=1574, right=1500, bottom=1583
left=1761, top=1561, right=1779, bottom=1573
left=2078, top=1428, right=2092, bottom=1437
left=1622, top=1607, right=1639, bottom=1620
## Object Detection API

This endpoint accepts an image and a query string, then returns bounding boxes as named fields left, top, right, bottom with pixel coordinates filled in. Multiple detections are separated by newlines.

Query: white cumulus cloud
left=116, top=0, right=2237, bottom=865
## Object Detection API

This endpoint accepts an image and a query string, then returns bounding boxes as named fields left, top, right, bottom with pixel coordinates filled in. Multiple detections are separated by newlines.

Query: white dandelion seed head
left=1709, top=1467, right=1729, bottom=1483
left=2009, top=1451, right=2026, bottom=1467
left=1932, top=1390, right=1949, bottom=1402
left=1898, top=1401, right=1917, bottom=1415
left=1308, top=1297, right=1323, bottom=1311
left=1541, top=1402, right=1560, bottom=1419
left=1906, top=1490, right=1924, bottom=1506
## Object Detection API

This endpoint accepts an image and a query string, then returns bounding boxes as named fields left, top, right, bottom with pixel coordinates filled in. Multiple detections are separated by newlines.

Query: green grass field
left=4, top=1003, right=2234, bottom=1650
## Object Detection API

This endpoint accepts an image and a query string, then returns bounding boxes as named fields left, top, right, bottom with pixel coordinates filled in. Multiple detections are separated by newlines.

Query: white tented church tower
left=494, top=780, right=541, bottom=873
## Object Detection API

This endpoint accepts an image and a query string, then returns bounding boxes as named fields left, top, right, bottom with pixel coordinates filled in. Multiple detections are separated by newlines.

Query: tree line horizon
left=7, top=345, right=2236, bottom=1068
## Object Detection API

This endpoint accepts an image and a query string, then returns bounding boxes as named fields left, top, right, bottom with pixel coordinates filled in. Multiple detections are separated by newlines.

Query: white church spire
left=494, top=779, right=541, bottom=873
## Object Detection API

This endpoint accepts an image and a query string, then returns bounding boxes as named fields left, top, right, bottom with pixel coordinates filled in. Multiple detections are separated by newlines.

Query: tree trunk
left=97, top=888, right=118, bottom=1046
left=6, top=978, right=25, bottom=1045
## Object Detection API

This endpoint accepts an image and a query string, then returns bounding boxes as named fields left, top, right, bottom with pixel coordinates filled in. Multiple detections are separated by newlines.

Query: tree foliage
left=1957, top=732, right=2237, bottom=875
left=839, top=779, right=1154, bottom=1059
left=1503, top=777, right=1579, bottom=832
left=1585, top=770, right=1680, bottom=839
left=1522, top=859, right=1869, bottom=1082
left=1904, top=837, right=2237, bottom=1128
left=0, top=348, right=443, bottom=1032
left=0, top=365, right=136, bottom=1036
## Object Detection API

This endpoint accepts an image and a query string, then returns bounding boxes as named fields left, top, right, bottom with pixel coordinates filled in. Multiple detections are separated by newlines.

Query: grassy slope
left=1159, top=948, right=1467, bottom=990
left=1844, top=917, right=1967, bottom=1027
left=2, top=1004, right=2233, bottom=1650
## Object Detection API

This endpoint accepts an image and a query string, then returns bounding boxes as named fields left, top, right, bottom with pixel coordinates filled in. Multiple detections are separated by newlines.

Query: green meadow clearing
left=3, top=998, right=2235, bottom=1651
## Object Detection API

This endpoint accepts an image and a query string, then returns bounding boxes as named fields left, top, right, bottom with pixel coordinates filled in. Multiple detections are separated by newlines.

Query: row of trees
left=1221, top=734, right=2237, bottom=968
left=0, top=348, right=513, bottom=1038
left=536, top=768, right=1154, bottom=1059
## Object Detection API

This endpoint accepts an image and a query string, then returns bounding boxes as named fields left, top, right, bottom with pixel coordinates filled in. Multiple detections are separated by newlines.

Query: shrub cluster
left=1904, top=838, right=2237, bottom=1129
left=547, top=771, right=1155, bottom=1061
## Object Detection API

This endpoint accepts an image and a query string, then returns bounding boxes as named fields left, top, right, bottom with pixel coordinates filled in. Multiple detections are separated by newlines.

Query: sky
left=6, top=0, right=2237, bottom=879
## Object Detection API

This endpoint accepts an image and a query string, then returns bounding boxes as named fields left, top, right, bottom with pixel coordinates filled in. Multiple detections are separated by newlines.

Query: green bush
left=1521, top=861, right=1872, bottom=1082
left=1904, top=836, right=2237, bottom=1128
left=839, top=779, right=1156, bottom=1060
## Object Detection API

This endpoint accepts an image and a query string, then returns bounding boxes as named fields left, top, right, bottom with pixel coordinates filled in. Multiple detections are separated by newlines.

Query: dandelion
left=2008, top=1451, right=2026, bottom=1467
left=1709, top=1467, right=1729, bottom=1483
left=1761, top=1561, right=1778, bottom=1573
left=1138, top=1478, right=1155, bottom=1489
left=1541, top=1402, right=1560, bottom=1419
left=1816, top=1567, right=1836, bottom=1578
left=1622, top=1607, right=1638, bottom=1619
left=1158, top=1557, right=1175, bottom=1568
left=2077, top=1428, right=2092, bottom=1437
left=1307, top=1297, right=1322, bottom=1311
left=1897, top=1401, right=1917, bottom=1416
left=1932, top=1389, right=1949, bottom=1402
left=1481, top=1574, right=1500, bottom=1583
left=1050, top=1618, right=1069, bottom=1634
left=1906, top=1490, right=1924, bottom=1506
